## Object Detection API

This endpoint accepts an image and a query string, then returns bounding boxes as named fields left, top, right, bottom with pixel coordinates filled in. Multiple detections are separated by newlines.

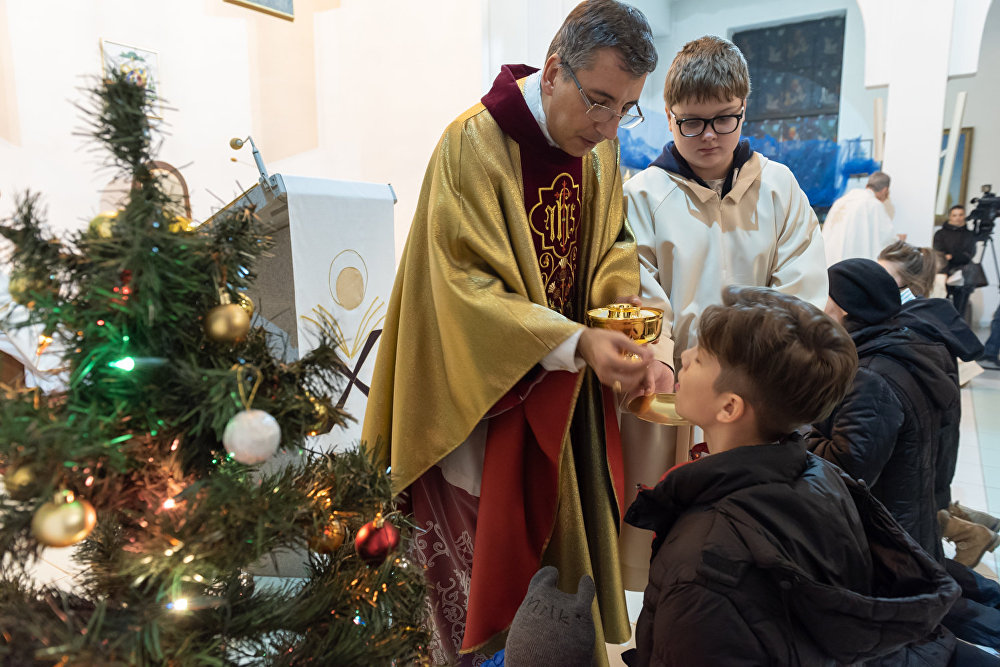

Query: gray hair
left=867, top=171, right=891, bottom=192
left=547, top=0, right=658, bottom=78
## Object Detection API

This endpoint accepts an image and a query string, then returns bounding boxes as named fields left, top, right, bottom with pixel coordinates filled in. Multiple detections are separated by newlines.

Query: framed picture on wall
left=224, top=0, right=294, bottom=20
left=100, top=40, right=160, bottom=118
left=937, top=126, right=974, bottom=224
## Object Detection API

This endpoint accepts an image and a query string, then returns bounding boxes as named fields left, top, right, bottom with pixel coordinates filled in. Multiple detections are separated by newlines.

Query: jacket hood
left=650, top=139, right=753, bottom=197
left=625, top=440, right=960, bottom=664
left=897, top=297, right=984, bottom=361
left=849, top=322, right=959, bottom=412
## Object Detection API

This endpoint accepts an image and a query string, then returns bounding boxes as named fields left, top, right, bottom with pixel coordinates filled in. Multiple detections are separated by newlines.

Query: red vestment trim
left=462, top=370, right=578, bottom=652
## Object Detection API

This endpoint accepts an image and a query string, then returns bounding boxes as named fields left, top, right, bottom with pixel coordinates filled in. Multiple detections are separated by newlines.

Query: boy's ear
left=715, top=393, right=746, bottom=424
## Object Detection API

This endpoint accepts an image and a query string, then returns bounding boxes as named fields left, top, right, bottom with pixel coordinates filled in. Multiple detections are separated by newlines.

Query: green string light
left=109, top=357, right=136, bottom=371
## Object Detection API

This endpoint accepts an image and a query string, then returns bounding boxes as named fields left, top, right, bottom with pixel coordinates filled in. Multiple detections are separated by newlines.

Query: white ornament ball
left=222, top=409, right=281, bottom=464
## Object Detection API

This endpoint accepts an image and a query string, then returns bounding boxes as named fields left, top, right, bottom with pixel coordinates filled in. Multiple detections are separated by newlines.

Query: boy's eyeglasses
left=560, top=62, right=644, bottom=129
left=669, top=107, right=745, bottom=138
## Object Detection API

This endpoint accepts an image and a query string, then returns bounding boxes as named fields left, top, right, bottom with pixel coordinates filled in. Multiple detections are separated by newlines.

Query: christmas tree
left=0, top=72, right=429, bottom=665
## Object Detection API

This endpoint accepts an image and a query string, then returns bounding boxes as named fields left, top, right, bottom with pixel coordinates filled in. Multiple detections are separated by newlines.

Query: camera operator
left=934, top=204, right=979, bottom=319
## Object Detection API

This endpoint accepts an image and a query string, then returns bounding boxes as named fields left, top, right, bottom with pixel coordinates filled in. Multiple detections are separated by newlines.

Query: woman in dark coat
left=808, top=258, right=958, bottom=561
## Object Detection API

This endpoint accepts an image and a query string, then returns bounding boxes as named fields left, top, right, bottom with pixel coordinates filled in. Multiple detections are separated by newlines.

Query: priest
left=822, top=170, right=900, bottom=266
left=361, top=1, right=660, bottom=663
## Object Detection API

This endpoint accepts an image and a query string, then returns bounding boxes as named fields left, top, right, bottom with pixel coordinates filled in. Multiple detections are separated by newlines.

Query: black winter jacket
left=933, top=224, right=977, bottom=274
left=895, top=298, right=983, bottom=509
left=621, top=439, right=959, bottom=666
left=808, top=322, right=959, bottom=560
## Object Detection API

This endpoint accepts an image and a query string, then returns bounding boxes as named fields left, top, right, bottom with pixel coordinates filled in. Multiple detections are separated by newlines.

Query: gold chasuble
left=362, top=65, right=637, bottom=661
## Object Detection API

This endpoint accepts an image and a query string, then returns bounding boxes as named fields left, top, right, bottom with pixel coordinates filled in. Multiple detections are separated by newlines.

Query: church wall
left=641, top=0, right=884, bottom=151
left=0, top=0, right=483, bottom=264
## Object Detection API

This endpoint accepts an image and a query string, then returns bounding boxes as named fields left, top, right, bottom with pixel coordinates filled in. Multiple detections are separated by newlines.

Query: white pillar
left=857, top=0, right=992, bottom=246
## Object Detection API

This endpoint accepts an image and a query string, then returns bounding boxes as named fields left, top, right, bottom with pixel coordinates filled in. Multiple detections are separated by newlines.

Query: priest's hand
left=628, top=361, right=674, bottom=400
left=578, top=327, right=652, bottom=394
left=614, top=294, right=642, bottom=307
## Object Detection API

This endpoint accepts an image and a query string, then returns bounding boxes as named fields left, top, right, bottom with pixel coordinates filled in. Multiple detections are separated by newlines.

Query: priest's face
left=667, top=96, right=745, bottom=182
left=540, top=48, right=647, bottom=158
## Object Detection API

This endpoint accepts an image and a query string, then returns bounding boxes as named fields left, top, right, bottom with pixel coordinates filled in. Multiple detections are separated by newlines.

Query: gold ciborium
left=586, top=303, right=663, bottom=345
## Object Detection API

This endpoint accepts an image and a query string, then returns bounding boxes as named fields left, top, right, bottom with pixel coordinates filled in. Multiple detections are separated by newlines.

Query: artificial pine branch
left=0, top=70, right=429, bottom=665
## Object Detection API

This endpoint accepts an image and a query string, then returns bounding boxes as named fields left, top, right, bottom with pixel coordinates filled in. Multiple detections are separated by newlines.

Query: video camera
left=970, top=184, right=999, bottom=239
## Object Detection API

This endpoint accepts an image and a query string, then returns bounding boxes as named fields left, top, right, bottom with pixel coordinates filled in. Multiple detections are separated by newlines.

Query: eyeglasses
left=560, top=62, right=644, bottom=129
left=669, top=107, right=745, bottom=138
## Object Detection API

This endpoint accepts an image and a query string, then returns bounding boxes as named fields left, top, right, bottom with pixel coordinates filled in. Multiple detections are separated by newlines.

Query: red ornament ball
left=354, top=516, right=400, bottom=564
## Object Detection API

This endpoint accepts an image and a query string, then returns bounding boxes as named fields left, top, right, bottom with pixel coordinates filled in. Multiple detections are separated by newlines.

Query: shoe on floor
left=979, top=356, right=1000, bottom=370
left=949, top=501, right=1000, bottom=532
left=939, top=509, right=1000, bottom=568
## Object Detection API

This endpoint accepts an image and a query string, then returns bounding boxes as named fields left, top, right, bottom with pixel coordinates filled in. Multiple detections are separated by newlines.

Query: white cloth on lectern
left=0, top=272, right=66, bottom=392
left=823, top=188, right=897, bottom=266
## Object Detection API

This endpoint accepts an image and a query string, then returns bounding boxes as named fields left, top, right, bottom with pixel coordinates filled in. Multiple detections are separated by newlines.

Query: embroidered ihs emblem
left=528, top=173, right=580, bottom=316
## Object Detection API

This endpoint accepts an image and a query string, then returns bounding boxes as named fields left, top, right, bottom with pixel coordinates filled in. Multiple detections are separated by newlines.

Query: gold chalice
left=587, top=303, right=663, bottom=394
left=586, top=303, right=663, bottom=345
left=586, top=303, right=690, bottom=426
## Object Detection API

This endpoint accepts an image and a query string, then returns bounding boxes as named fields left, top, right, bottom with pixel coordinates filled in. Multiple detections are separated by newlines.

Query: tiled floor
left=954, top=366, right=1000, bottom=580
left=607, top=365, right=1000, bottom=664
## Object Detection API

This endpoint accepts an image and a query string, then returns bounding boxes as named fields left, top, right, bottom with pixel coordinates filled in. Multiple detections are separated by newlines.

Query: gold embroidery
left=528, top=173, right=580, bottom=315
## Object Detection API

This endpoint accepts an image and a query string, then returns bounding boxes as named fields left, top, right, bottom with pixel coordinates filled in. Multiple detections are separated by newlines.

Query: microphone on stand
left=230, top=136, right=270, bottom=185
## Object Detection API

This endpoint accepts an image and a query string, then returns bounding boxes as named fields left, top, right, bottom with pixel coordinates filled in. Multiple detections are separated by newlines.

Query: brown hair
left=697, top=286, right=857, bottom=440
left=547, top=0, right=658, bottom=78
left=878, top=241, right=936, bottom=297
left=663, top=35, right=751, bottom=108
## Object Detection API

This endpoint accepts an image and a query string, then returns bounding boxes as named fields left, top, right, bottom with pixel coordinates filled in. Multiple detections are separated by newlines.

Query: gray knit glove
left=504, top=566, right=596, bottom=667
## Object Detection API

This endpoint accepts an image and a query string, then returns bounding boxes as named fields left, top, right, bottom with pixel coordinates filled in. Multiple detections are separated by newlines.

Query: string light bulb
left=109, top=357, right=136, bottom=371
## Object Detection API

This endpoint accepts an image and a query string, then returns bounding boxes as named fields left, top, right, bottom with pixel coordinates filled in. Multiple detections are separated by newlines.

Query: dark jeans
left=951, top=640, right=1000, bottom=666
left=985, top=304, right=1000, bottom=360
left=943, top=559, right=1000, bottom=649
left=947, top=285, right=975, bottom=322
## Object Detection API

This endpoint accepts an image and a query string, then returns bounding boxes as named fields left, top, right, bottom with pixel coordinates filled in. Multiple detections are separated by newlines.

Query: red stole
left=460, top=65, right=624, bottom=653
left=481, top=65, right=583, bottom=319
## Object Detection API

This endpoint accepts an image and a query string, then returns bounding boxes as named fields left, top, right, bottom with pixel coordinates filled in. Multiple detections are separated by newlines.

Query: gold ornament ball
left=31, top=492, right=97, bottom=547
left=7, top=272, right=45, bottom=306
left=308, top=518, right=347, bottom=554
left=87, top=210, right=118, bottom=239
left=204, top=303, right=251, bottom=343
left=168, top=215, right=196, bottom=233
left=3, top=465, right=39, bottom=500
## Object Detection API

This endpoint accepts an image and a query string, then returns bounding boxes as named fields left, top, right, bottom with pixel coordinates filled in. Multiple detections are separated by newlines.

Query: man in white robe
left=822, top=171, right=899, bottom=266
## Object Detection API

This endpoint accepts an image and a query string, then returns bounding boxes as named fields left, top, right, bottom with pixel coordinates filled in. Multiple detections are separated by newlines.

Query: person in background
left=877, top=241, right=997, bottom=565
left=622, top=286, right=962, bottom=666
left=814, top=258, right=1000, bottom=655
left=822, top=171, right=900, bottom=266
left=934, top=204, right=979, bottom=320
left=810, top=258, right=957, bottom=560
